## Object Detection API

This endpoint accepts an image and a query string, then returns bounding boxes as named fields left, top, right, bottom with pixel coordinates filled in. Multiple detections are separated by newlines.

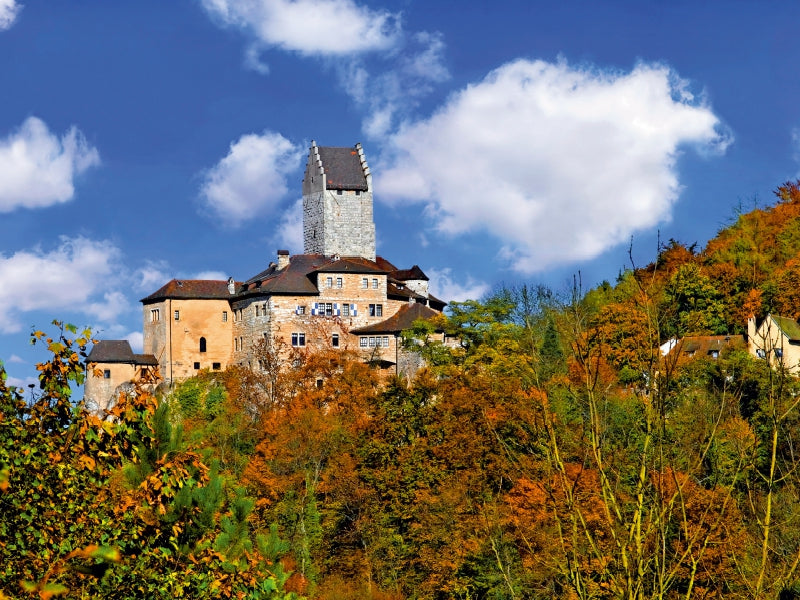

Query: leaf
left=39, top=583, right=69, bottom=599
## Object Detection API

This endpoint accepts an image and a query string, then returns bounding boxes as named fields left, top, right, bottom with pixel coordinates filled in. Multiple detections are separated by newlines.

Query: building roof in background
left=140, top=280, right=234, bottom=303
left=391, top=265, right=429, bottom=281
left=669, top=334, right=746, bottom=358
left=771, top=315, right=800, bottom=341
left=351, top=302, right=442, bottom=334
left=318, top=146, right=369, bottom=191
left=241, top=254, right=322, bottom=296
left=87, top=340, right=158, bottom=365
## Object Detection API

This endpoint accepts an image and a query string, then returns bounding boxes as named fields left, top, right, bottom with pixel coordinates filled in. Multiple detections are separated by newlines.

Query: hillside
left=3, top=182, right=800, bottom=599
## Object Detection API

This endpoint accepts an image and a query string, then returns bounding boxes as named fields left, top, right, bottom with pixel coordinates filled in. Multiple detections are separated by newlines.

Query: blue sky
left=1, top=0, right=799, bottom=388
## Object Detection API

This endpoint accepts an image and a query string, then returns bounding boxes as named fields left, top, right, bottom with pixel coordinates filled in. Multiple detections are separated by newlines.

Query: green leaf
left=41, top=582, right=69, bottom=596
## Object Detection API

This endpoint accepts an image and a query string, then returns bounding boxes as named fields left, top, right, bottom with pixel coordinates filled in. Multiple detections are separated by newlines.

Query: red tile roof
left=140, top=279, right=235, bottom=303
left=351, top=302, right=441, bottom=334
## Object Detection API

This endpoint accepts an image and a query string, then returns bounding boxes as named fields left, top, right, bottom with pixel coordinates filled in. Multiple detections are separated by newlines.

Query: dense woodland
left=4, top=182, right=800, bottom=599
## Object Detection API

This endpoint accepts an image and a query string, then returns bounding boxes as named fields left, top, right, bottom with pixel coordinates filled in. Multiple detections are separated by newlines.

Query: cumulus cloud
left=379, top=59, right=731, bottom=273
left=6, top=375, right=37, bottom=389
left=426, top=267, right=490, bottom=303
left=199, top=131, right=303, bottom=228
left=0, top=0, right=20, bottom=30
left=86, top=291, right=131, bottom=324
left=134, top=261, right=171, bottom=292
left=126, top=331, right=144, bottom=353
left=199, top=1, right=448, bottom=138
left=0, top=117, right=100, bottom=212
left=0, top=237, right=122, bottom=333
left=201, top=0, right=399, bottom=57
left=272, top=198, right=304, bottom=253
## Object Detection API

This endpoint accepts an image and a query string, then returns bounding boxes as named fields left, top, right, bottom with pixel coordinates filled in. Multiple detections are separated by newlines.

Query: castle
left=85, top=142, right=448, bottom=410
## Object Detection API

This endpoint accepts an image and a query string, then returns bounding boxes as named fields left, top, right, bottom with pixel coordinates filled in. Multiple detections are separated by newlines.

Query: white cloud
left=273, top=198, right=304, bottom=254
left=6, top=375, right=37, bottom=389
left=134, top=260, right=171, bottom=292
left=125, top=331, right=144, bottom=353
left=0, top=0, right=20, bottom=31
left=199, top=131, right=303, bottom=228
left=378, top=59, right=731, bottom=273
left=86, top=291, right=131, bottom=324
left=0, top=237, right=122, bottom=333
left=792, top=127, right=800, bottom=176
left=0, top=117, right=100, bottom=212
left=199, top=1, right=448, bottom=137
left=426, top=267, right=490, bottom=303
left=7, top=354, right=24, bottom=364
left=193, top=270, right=228, bottom=280
left=201, top=0, right=400, bottom=57
left=348, top=31, right=450, bottom=139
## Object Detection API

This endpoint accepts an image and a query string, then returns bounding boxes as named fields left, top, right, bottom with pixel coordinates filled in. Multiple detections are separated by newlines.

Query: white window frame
left=292, top=332, right=306, bottom=347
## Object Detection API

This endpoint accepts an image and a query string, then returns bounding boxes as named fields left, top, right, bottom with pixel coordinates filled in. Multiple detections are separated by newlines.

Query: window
left=355, top=190, right=361, bottom=196
left=756, top=349, right=766, bottom=359
left=151, top=309, right=160, bottom=322
left=255, top=305, right=260, bottom=317
left=337, top=189, right=342, bottom=195
left=326, top=276, right=333, bottom=288
left=292, top=332, right=306, bottom=347
left=212, top=362, right=221, bottom=370
left=194, top=362, right=200, bottom=370
left=174, top=310, right=180, bottom=321
left=222, top=311, right=228, bottom=322
left=710, top=350, right=719, bottom=359
left=360, top=337, right=368, bottom=348
left=324, top=302, right=333, bottom=316
left=103, top=369, right=111, bottom=379
left=775, top=348, right=784, bottom=358
left=369, top=304, right=383, bottom=317
left=235, top=337, right=239, bottom=351
left=383, top=336, right=389, bottom=347
left=342, top=304, right=350, bottom=317
left=362, top=277, right=368, bottom=289
left=199, top=337, right=207, bottom=353
left=296, top=305, right=306, bottom=315
left=332, top=333, right=339, bottom=348
left=372, top=278, right=378, bottom=289
left=336, top=277, right=343, bottom=288
left=369, top=337, right=376, bottom=347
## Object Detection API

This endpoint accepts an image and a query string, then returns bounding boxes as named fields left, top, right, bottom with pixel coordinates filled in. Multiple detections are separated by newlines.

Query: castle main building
left=86, top=142, right=447, bottom=410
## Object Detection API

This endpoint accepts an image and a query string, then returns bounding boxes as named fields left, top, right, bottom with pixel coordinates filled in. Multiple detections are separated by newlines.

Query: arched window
left=199, top=337, right=207, bottom=353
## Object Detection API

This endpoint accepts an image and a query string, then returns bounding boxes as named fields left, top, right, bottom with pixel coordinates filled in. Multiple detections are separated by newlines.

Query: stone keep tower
left=302, top=141, right=376, bottom=261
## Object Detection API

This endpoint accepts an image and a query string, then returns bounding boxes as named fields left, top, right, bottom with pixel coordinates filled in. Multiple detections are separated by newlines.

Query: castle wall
left=303, top=189, right=376, bottom=260
left=143, top=298, right=232, bottom=381
left=84, top=362, right=140, bottom=413
left=231, top=273, right=405, bottom=368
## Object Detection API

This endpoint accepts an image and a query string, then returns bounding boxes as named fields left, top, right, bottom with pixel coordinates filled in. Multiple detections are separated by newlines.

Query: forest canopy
left=4, top=182, right=800, bottom=599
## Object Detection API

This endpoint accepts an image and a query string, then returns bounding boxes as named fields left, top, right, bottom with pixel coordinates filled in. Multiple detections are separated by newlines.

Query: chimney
left=227, top=277, right=236, bottom=295
left=747, top=315, right=756, bottom=344
left=277, top=250, right=290, bottom=270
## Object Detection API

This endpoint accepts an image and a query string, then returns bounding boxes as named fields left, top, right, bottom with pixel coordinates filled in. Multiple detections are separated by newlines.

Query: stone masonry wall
left=144, top=298, right=232, bottom=382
